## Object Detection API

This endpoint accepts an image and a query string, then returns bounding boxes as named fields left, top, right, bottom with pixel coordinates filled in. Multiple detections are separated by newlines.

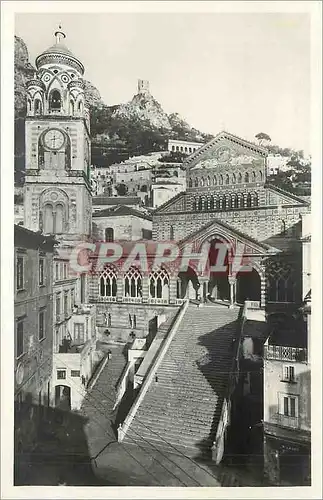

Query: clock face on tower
left=43, top=129, right=65, bottom=150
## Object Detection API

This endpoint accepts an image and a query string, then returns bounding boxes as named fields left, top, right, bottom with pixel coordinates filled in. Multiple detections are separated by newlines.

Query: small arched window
left=253, top=193, right=259, bottom=207
left=245, top=172, right=249, bottom=183
left=49, top=90, right=62, bottom=111
left=225, top=174, right=230, bottom=185
left=252, top=171, right=256, bottom=182
left=105, top=228, right=114, bottom=242
left=213, top=176, right=217, bottom=186
left=232, top=173, right=236, bottom=184
left=27, top=99, right=32, bottom=112
left=259, top=170, right=263, bottom=181
left=238, top=173, right=242, bottom=184
left=206, top=176, right=210, bottom=186
left=170, top=226, right=174, bottom=240
left=219, top=175, right=223, bottom=185
left=78, top=101, right=83, bottom=113
left=172, top=146, right=175, bottom=151
left=198, top=197, right=203, bottom=211
left=70, top=100, right=75, bottom=115
left=189, top=178, right=193, bottom=188
left=55, top=203, right=65, bottom=234
left=194, top=178, right=199, bottom=187
left=200, top=177, right=205, bottom=187
left=203, top=198, right=208, bottom=211
left=246, top=193, right=252, bottom=208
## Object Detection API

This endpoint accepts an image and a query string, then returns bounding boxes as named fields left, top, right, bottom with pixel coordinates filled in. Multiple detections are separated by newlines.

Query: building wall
left=168, top=139, right=204, bottom=154
left=153, top=204, right=308, bottom=243
left=14, top=245, right=54, bottom=405
left=92, top=214, right=152, bottom=241
left=264, top=358, right=311, bottom=432
left=152, top=184, right=184, bottom=209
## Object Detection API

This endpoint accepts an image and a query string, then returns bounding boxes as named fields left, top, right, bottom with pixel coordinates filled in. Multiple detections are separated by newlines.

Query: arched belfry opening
left=49, top=89, right=62, bottom=111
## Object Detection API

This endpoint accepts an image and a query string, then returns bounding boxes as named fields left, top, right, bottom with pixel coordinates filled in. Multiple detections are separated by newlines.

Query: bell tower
left=24, top=27, right=92, bottom=242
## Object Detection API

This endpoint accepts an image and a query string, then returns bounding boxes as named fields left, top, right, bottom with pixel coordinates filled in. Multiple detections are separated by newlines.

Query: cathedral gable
left=186, top=131, right=267, bottom=173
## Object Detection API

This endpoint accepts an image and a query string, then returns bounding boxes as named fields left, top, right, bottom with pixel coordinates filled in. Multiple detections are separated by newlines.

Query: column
left=228, top=276, right=236, bottom=308
left=260, top=268, right=266, bottom=309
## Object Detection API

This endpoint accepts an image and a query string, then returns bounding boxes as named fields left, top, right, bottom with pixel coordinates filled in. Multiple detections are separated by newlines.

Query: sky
left=15, top=12, right=311, bottom=153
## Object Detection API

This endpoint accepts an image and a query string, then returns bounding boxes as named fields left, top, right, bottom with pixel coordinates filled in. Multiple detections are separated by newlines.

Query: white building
left=168, top=139, right=205, bottom=155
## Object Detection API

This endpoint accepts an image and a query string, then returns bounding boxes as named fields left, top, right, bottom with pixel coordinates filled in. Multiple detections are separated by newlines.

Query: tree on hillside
left=255, top=132, right=271, bottom=146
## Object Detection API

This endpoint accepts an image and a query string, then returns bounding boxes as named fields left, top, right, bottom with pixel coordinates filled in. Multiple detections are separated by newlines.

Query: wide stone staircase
left=123, top=304, right=240, bottom=457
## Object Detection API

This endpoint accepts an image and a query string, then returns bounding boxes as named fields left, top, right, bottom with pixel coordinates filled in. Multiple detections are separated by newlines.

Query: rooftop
left=92, top=205, right=152, bottom=221
left=92, top=196, right=141, bottom=206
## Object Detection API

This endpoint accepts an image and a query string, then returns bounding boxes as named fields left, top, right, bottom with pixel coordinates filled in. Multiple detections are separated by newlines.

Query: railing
left=98, top=296, right=117, bottom=303
left=271, top=413, right=299, bottom=429
left=149, top=298, right=169, bottom=305
left=264, top=345, right=307, bottom=363
left=122, top=296, right=143, bottom=304
left=117, top=299, right=189, bottom=442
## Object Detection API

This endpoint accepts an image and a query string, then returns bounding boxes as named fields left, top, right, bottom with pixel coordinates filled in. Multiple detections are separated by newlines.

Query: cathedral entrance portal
left=207, top=238, right=230, bottom=302
left=177, top=267, right=200, bottom=300
left=236, top=268, right=261, bottom=304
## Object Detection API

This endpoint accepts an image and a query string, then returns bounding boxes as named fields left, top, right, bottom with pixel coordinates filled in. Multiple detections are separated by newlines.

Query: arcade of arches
left=93, top=236, right=290, bottom=308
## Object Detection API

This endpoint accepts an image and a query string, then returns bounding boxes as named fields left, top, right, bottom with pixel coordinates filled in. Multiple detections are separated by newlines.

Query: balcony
left=264, top=345, right=307, bottom=363
left=270, top=413, right=299, bottom=429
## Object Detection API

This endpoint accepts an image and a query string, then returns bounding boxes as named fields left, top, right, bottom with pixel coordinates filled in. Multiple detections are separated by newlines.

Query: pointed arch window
left=232, top=173, right=236, bottom=184
left=245, top=172, right=249, bottom=183
left=194, top=178, right=199, bottom=188
left=246, top=193, right=252, bottom=208
left=42, top=203, right=66, bottom=234
left=70, top=100, right=75, bottom=115
left=198, top=197, right=203, bottom=211
left=200, top=177, right=205, bottom=187
left=225, top=174, right=230, bottom=185
left=238, top=173, right=242, bottom=184
left=27, top=99, right=32, bottom=113
left=124, top=267, right=142, bottom=298
left=149, top=268, right=169, bottom=300
left=259, top=170, right=263, bottom=181
left=206, top=176, right=210, bottom=186
left=219, top=175, right=223, bottom=185
left=252, top=171, right=256, bottom=182
left=189, top=178, right=193, bottom=188
left=49, top=90, right=62, bottom=111
left=78, top=101, right=83, bottom=113
left=99, top=266, right=117, bottom=297
left=213, top=175, right=217, bottom=186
